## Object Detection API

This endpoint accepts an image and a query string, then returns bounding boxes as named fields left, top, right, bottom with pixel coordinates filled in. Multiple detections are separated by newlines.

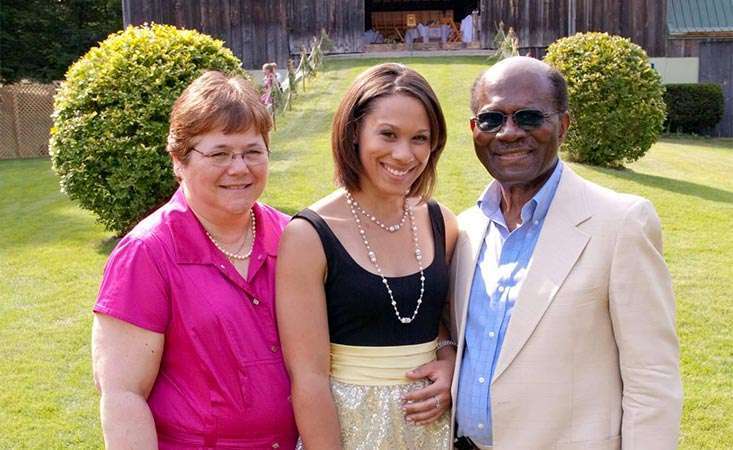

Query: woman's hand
left=402, top=350, right=456, bottom=425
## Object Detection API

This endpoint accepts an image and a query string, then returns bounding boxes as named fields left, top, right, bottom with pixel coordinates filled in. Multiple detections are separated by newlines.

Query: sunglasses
left=472, top=109, right=562, bottom=133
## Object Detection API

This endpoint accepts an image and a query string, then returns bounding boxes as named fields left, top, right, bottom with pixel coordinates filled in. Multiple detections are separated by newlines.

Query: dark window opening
left=364, top=0, right=478, bottom=40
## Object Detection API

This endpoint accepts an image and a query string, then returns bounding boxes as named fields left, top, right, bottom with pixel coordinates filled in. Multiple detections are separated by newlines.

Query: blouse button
left=270, top=345, right=278, bottom=353
left=258, top=255, right=264, bottom=261
left=252, top=298, right=260, bottom=305
left=272, top=444, right=280, bottom=449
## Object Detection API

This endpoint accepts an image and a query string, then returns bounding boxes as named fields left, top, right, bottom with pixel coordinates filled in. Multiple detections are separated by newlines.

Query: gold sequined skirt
left=328, top=378, right=450, bottom=450
left=296, top=340, right=451, bottom=450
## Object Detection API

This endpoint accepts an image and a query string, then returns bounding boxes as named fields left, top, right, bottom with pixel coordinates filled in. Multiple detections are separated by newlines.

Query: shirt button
left=252, top=298, right=260, bottom=305
left=272, top=443, right=280, bottom=449
left=497, top=286, right=505, bottom=292
left=478, top=423, right=485, bottom=429
left=219, top=264, right=226, bottom=269
left=534, top=220, right=539, bottom=225
left=478, top=377, right=485, bottom=384
left=488, top=331, right=496, bottom=338
left=270, top=345, right=278, bottom=353
left=258, top=255, right=264, bottom=261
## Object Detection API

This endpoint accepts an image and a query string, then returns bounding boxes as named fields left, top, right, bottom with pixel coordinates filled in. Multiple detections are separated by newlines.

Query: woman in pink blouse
left=91, top=71, right=297, bottom=449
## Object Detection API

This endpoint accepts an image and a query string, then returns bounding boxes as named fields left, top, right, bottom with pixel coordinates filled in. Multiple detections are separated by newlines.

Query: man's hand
left=402, top=358, right=453, bottom=425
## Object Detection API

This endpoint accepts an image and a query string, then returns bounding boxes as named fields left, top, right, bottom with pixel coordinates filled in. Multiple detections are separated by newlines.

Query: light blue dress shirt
left=456, top=161, right=564, bottom=445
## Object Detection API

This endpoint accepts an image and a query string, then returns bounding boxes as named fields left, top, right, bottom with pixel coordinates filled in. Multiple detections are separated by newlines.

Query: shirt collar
left=477, top=160, right=564, bottom=225
left=530, top=160, right=563, bottom=223
left=166, top=188, right=277, bottom=265
left=251, top=203, right=280, bottom=257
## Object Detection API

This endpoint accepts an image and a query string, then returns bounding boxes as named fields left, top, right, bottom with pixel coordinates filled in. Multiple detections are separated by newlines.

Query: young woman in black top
left=277, top=63, right=458, bottom=450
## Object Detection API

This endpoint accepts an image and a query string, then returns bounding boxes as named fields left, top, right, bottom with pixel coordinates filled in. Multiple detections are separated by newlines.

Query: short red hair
left=167, top=71, right=272, bottom=162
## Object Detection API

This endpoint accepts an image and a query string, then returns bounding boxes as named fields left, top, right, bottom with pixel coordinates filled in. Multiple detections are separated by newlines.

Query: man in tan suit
left=450, top=57, right=682, bottom=450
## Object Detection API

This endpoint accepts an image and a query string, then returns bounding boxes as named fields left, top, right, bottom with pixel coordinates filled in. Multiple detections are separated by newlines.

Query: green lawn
left=2, top=56, right=731, bottom=448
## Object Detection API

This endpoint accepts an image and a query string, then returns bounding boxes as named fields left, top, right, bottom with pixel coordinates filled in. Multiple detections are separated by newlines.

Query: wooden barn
left=667, top=0, right=733, bottom=56
left=121, top=1, right=482, bottom=68
left=665, top=0, right=733, bottom=137
left=123, top=0, right=732, bottom=135
left=122, top=0, right=672, bottom=66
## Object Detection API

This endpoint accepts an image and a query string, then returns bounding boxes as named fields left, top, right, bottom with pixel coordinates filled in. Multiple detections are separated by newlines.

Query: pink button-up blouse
left=94, top=188, right=297, bottom=449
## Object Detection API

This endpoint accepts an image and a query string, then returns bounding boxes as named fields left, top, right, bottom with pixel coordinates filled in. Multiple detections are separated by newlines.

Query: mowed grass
left=1, top=56, right=731, bottom=448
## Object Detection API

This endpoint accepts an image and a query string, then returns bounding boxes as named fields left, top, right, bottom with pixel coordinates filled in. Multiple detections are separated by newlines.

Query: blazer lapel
left=453, top=207, right=490, bottom=340
left=492, top=166, right=592, bottom=383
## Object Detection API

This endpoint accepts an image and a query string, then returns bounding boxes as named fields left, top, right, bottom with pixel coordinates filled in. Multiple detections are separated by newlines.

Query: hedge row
left=664, top=83, right=724, bottom=135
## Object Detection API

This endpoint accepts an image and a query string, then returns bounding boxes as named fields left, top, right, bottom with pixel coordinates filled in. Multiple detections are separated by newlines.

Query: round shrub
left=544, top=32, right=666, bottom=167
left=50, top=24, right=248, bottom=235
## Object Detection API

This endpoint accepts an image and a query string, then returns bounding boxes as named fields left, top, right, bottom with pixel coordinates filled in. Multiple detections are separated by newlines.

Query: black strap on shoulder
left=426, top=200, right=446, bottom=265
left=291, top=208, right=340, bottom=263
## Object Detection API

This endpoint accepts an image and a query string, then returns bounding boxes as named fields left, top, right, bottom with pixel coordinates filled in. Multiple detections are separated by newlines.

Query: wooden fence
left=0, top=83, right=57, bottom=160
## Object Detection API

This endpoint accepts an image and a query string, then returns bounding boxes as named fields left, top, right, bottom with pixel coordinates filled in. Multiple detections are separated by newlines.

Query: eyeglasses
left=190, top=147, right=270, bottom=167
left=472, top=109, right=562, bottom=133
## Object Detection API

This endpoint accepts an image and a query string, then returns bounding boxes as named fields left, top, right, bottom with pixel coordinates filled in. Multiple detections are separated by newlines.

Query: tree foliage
left=544, top=32, right=666, bottom=167
left=0, top=0, right=122, bottom=83
left=50, top=24, right=247, bottom=235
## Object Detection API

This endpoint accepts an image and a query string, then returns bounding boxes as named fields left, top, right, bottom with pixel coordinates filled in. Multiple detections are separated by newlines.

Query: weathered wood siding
left=667, top=36, right=733, bottom=57
left=699, top=41, right=733, bottom=137
left=288, top=0, right=365, bottom=53
left=666, top=38, right=703, bottom=57
left=479, top=0, right=667, bottom=57
left=122, top=0, right=290, bottom=69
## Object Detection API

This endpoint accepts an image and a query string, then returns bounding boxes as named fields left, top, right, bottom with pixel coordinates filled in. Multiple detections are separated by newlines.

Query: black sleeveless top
left=293, top=201, right=449, bottom=346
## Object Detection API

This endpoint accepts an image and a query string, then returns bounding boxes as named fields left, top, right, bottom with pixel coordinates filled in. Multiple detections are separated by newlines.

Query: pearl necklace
left=346, top=192, right=425, bottom=324
left=346, top=191, right=408, bottom=233
left=206, top=209, right=256, bottom=260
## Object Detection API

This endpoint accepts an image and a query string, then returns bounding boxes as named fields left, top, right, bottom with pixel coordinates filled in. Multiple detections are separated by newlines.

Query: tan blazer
left=449, top=166, right=682, bottom=450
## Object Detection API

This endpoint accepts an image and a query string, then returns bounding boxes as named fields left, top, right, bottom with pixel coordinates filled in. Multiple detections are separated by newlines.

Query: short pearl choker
left=206, top=209, right=256, bottom=260
left=346, top=191, right=408, bottom=233
left=346, top=192, right=425, bottom=324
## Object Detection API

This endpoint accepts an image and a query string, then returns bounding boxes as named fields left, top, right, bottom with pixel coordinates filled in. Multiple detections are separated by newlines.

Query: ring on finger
left=433, top=395, right=440, bottom=409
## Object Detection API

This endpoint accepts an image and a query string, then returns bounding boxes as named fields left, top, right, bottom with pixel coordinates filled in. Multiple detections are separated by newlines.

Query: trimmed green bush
left=664, top=83, right=724, bottom=134
left=50, top=24, right=248, bottom=235
left=544, top=32, right=666, bottom=167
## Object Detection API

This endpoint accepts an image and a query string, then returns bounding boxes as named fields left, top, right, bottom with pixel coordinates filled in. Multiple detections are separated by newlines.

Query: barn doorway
left=363, top=0, right=480, bottom=49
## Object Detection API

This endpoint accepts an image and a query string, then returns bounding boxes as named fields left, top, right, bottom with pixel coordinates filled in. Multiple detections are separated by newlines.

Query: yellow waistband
left=330, top=339, right=438, bottom=385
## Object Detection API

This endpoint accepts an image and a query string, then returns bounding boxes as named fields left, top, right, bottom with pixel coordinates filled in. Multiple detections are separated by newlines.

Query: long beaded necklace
left=345, top=191, right=425, bottom=324
left=349, top=195, right=409, bottom=233
left=206, top=209, right=257, bottom=260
